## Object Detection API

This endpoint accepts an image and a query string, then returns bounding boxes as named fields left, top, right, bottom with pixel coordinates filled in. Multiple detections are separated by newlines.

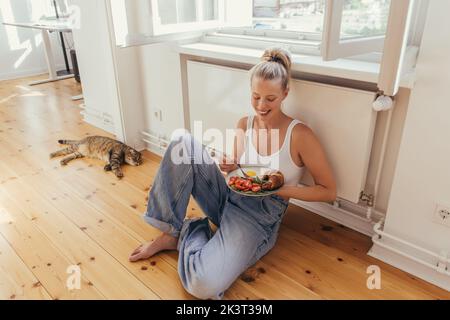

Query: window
left=151, top=0, right=225, bottom=35
left=110, top=0, right=422, bottom=52
left=321, top=0, right=391, bottom=61
left=213, top=0, right=404, bottom=58
left=252, top=0, right=325, bottom=34
left=109, top=0, right=229, bottom=46
left=109, top=0, right=421, bottom=95
left=156, top=0, right=219, bottom=25
left=340, top=0, right=390, bottom=39
left=236, top=1, right=391, bottom=44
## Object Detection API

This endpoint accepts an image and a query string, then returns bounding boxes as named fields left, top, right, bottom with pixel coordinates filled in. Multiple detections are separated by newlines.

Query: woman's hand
left=218, top=154, right=238, bottom=174
left=274, top=185, right=290, bottom=198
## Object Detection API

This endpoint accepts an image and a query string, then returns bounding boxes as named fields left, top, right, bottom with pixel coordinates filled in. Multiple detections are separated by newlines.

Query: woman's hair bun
left=250, top=47, right=292, bottom=90
left=261, top=47, right=292, bottom=73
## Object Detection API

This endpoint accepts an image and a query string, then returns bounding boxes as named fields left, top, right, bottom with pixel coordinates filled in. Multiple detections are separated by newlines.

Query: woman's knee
left=169, top=131, right=194, bottom=148
left=167, top=132, right=195, bottom=164
left=168, top=132, right=211, bottom=165
left=186, top=273, right=228, bottom=300
left=188, top=287, right=223, bottom=300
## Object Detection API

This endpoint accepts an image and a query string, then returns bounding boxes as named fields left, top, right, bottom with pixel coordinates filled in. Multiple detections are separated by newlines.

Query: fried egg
left=245, top=170, right=257, bottom=177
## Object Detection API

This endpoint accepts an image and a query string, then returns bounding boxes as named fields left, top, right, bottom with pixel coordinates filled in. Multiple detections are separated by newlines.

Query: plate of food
left=225, top=165, right=284, bottom=197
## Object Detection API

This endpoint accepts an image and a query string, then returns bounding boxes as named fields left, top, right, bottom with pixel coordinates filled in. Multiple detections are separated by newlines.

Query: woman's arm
left=218, top=117, right=247, bottom=174
left=276, top=124, right=337, bottom=203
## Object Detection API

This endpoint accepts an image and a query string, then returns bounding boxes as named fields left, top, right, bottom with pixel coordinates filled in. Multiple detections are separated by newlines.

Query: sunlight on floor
left=0, top=94, right=18, bottom=104
left=16, top=85, right=31, bottom=92
left=15, top=85, right=46, bottom=97
left=0, top=207, right=14, bottom=225
left=21, top=92, right=46, bottom=97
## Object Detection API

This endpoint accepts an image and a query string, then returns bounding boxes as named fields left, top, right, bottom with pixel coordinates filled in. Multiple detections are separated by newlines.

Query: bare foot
left=129, top=233, right=178, bottom=262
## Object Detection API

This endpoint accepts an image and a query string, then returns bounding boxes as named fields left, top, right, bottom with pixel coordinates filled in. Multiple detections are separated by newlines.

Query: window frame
left=149, top=0, right=226, bottom=36
left=321, top=0, right=387, bottom=61
left=213, top=0, right=425, bottom=65
left=378, top=0, right=416, bottom=96
left=111, top=0, right=426, bottom=70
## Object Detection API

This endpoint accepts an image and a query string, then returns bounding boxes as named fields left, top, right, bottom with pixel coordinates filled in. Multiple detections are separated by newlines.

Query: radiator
left=187, top=61, right=377, bottom=203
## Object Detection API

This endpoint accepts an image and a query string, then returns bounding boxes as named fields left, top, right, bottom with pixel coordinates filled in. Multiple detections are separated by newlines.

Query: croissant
left=261, top=170, right=284, bottom=191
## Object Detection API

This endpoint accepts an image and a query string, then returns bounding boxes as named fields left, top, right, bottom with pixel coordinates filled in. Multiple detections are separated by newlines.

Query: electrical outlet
left=434, top=203, right=450, bottom=227
left=153, top=108, right=162, bottom=122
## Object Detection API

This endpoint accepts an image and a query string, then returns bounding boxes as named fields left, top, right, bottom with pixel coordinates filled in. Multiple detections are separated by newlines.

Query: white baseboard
left=290, top=198, right=385, bottom=237
left=80, top=106, right=115, bottom=134
left=369, top=238, right=450, bottom=292
left=146, top=144, right=166, bottom=158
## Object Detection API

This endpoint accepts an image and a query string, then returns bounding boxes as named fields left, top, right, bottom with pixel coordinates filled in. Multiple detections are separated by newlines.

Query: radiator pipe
left=367, top=96, right=395, bottom=220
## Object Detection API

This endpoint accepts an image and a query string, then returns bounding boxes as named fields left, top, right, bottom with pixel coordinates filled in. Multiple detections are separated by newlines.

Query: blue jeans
left=143, top=133, right=289, bottom=300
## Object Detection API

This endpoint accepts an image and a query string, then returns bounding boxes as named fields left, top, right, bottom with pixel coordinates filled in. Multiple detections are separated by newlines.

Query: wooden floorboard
left=0, top=189, right=104, bottom=300
left=0, top=76, right=449, bottom=300
left=0, top=231, right=53, bottom=300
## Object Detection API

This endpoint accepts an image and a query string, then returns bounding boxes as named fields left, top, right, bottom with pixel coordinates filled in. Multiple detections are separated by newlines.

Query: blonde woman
left=130, top=48, right=336, bottom=299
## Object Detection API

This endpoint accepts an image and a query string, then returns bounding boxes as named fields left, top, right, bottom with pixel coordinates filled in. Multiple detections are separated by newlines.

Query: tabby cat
left=50, top=136, right=142, bottom=179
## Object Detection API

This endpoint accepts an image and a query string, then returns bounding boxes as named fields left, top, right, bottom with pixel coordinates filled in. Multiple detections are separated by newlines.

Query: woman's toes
left=130, top=245, right=143, bottom=256
left=129, top=251, right=145, bottom=262
left=129, top=235, right=178, bottom=263
left=129, top=252, right=142, bottom=262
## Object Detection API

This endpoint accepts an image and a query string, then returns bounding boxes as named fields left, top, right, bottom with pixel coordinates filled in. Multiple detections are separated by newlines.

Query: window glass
left=157, top=0, right=219, bottom=25
left=253, top=0, right=325, bottom=33
left=340, top=0, right=391, bottom=39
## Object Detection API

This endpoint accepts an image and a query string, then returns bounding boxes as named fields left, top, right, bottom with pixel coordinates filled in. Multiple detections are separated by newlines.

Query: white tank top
left=239, top=116, right=306, bottom=186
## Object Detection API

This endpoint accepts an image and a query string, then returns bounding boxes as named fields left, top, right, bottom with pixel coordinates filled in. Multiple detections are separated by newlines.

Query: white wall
left=0, top=0, right=72, bottom=80
left=70, top=0, right=120, bottom=135
left=70, top=0, right=147, bottom=149
left=139, top=43, right=185, bottom=141
left=383, top=0, right=450, bottom=254
left=114, top=45, right=147, bottom=150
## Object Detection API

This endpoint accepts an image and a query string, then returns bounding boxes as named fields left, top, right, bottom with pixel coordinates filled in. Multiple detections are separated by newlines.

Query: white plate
left=225, top=165, right=282, bottom=197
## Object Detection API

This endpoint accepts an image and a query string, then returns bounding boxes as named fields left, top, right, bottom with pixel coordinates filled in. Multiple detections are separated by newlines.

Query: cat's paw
left=115, top=172, right=124, bottom=179
left=104, top=164, right=112, bottom=171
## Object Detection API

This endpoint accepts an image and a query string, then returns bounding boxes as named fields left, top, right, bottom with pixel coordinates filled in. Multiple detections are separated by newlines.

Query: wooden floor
left=0, top=76, right=449, bottom=300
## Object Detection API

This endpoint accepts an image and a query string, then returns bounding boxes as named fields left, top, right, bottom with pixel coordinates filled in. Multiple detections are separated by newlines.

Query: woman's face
left=251, top=76, right=288, bottom=121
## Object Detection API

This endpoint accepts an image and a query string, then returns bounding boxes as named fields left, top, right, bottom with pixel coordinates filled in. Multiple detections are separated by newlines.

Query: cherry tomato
left=243, top=180, right=252, bottom=189
left=252, top=186, right=261, bottom=193
left=237, top=184, right=247, bottom=191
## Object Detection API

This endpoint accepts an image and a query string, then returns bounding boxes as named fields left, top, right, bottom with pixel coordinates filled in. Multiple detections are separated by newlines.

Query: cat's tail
left=58, top=139, right=79, bottom=145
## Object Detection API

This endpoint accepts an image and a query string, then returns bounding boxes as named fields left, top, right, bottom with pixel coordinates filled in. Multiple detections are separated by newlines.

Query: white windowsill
left=175, top=42, right=416, bottom=89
